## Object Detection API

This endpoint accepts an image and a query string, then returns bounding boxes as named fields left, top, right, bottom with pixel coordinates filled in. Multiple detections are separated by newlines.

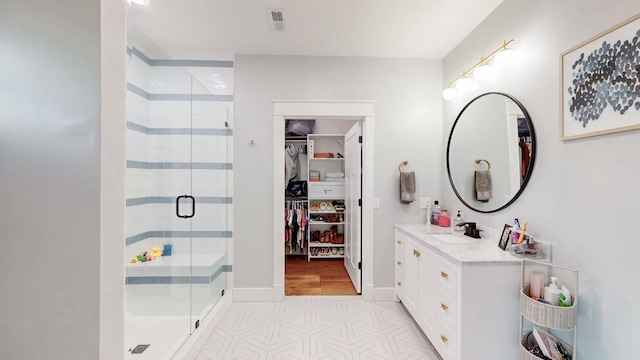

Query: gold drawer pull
left=441, top=335, right=448, bottom=343
left=397, top=240, right=402, bottom=244
left=441, top=271, right=448, bottom=278
left=441, top=303, right=448, bottom=311
left=397, top=260, right=402, bottom=265
left=397, top=282, right=402, bottom=286
left=413, top=249, right=420, bottom=257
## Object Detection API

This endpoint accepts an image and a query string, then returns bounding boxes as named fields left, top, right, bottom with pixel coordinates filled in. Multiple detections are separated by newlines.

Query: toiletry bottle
left=431, top=200, right=441, bottom=225
left=559, top=285, right=572, bottom=307
left=438, top=208, right=451, bottom=227
left=454, top=211, right=465, bottom=232
left=529, top=272, right=544, bottom=299
left=543, top=276, right=562, bottom=305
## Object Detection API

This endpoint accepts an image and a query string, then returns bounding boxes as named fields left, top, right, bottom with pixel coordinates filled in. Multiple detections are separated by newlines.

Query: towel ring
left=398, top=160, right=408, bottom=172
left=475, top=159, right=491, bottom=170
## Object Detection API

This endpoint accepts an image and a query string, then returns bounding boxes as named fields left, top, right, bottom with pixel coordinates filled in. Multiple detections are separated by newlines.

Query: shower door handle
left=176, top=195, right=196, bottom=218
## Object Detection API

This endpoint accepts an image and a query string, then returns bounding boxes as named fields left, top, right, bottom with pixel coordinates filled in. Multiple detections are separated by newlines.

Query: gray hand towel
left=400, top=171, right=416, bottom=203
left=474, top=170, right=492, bottom=202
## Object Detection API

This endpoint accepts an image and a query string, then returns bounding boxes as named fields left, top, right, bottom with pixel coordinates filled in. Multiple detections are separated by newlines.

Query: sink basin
left=432, top=234, right=469, bottom=244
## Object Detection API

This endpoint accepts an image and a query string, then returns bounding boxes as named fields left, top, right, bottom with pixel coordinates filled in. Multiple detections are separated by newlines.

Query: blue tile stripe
left=126, top=83, right=233, bottom=102
left=125, top=264, right=232, bottom=285
left=126, top=160, right=233, bottom=170
left=126, top=230, right=233, bottom=246
left=128, top=47, right=233, bottom=68
left=126, top=121, right=233, bottom=136
left=126, top=196, right=232, bottom=207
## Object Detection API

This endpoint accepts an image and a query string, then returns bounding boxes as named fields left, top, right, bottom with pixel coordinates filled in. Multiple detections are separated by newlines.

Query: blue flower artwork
left=567, top=29, right=640, bottom=128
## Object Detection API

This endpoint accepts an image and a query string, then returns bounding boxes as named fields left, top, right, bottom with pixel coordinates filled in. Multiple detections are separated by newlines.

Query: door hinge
left=358, top=199, right=362, bottom=206
left=358, top=135, right=362, bottom=143
left=225, top=121, right=229, bottom=128
left=195, top=319, right=200, bottom=329
left=221, top=289, right=225, bottom=296
left=358, top=262, right=362, bottom=270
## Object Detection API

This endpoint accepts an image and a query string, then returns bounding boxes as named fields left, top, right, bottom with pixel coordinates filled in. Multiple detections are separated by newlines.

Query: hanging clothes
left=285, top=144, right=301, bottom=182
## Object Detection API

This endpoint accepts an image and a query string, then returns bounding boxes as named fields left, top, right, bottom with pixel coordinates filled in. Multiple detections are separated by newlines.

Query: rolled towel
left=400, top=171, right=415, bottom=203
left=474, top=170, right=493, bottom=202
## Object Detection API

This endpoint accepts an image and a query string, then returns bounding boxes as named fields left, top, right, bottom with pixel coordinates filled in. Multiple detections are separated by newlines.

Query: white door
left=344, top=122, right=362, bottom=293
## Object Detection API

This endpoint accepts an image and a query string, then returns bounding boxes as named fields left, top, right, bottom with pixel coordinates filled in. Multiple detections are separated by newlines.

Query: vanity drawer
left=308, top=182, right=345, bottom=199
left=437, top=257, right=457, bottom=296
left=438, top=291, right=457, bottom=329
left=436, top=322, right=457, bottom=360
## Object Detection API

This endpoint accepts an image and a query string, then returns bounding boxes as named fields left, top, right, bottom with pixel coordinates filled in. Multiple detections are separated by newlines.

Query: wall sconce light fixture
left=442, top=39, right=515, bottom=100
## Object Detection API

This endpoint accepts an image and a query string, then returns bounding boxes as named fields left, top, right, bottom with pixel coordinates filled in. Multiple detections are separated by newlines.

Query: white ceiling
left=128, top=0, right=503, bottom=60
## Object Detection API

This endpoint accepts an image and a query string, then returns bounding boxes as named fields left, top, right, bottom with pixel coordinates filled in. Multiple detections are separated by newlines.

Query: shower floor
left=125, top=300, right=215, bottom=360
left=125, top=313, right=189, bottom=360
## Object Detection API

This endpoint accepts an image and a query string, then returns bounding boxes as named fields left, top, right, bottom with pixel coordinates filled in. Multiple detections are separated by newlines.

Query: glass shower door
left=188, top=78, right=229, bottom=332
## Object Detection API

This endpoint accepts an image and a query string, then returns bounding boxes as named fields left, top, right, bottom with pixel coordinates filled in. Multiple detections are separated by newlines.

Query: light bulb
left=442, top=87, right=457, bottom=100
left=494, top=48, right=515, bottom=68
left=455, top=77, right=474, bottom=91
left=473, top=64, right=492, bottom=81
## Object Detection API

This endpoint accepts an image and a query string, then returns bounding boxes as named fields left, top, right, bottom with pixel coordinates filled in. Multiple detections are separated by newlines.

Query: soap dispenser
left=454, top=211, right=464, bottom=231
left=544, top=276, right=562, bottom=305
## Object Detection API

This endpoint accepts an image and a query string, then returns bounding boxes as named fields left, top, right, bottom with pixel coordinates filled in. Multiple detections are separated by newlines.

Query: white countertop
left=395, top=224, right=522, bottom=265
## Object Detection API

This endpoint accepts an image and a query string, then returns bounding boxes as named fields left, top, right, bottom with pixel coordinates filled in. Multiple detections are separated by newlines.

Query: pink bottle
left=438, top=209, right=451, bottom=227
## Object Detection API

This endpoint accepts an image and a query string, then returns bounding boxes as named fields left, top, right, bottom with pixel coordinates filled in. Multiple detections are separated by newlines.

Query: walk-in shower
left=125, top=25, right=232, bottom=359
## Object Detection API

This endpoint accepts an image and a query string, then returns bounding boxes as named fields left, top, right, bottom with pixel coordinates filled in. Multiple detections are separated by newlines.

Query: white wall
left=234, top=55, right=443, bottom=290
left=442, top=0, right=640, bottom=357
left=0, top=0, right=102, bottom=358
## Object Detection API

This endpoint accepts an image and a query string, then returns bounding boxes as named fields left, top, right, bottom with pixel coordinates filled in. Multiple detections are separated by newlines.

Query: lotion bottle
left=559, top=285, right=572, bottom=307
left=544, top=276, right=561, bottom=305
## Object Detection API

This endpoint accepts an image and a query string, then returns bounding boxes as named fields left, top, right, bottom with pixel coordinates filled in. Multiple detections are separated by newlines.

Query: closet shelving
left=519, top=258, right=578, bottom=360
left=306, top=134, right=346, bottom=261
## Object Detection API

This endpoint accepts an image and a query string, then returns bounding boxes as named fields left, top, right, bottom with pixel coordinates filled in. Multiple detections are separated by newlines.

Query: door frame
left=273, top=100, right=375, bottom=301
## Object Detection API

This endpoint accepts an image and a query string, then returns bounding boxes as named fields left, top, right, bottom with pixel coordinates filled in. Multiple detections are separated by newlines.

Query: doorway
left=283, top=120, right=361, bottom=296
left=273, top=101, right=375, bottom=302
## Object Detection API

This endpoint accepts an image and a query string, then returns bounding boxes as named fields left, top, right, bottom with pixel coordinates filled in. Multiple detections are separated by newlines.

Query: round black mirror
left=446, top=92, right=536, bottom=213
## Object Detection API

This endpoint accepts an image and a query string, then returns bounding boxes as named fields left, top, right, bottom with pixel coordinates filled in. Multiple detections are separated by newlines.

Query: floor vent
left=131, top=344, right=150, bottom=354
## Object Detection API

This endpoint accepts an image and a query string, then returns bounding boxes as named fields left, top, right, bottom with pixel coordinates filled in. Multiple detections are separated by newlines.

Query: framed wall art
left=498, top=224, right=512, bottom=251
left=560, top=13, right=640, bottom=140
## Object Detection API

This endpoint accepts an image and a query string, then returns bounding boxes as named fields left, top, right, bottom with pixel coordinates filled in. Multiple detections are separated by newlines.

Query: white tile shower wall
left=150, top=67, right=194, bottom=94
left=126, top=168, right=151, bottom=199
left=125, top=205, right=149, bottom=239
left=191, top=172, right=228, bottom=196
left=127, top=53, right=151, bottom=94
left=127, top=93, right=151, bottom=128
left=149, top=101, right=192, bottom=121
left=126, top=131, right=150, bottom=162
left=126, top=281, right=224, bottom=316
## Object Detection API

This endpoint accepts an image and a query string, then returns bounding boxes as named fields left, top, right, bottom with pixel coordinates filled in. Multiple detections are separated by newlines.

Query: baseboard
left=373, top=287, right=395, bottom=302
left=233, top=287, right=274, bottom=301
left=362, top=283, right=375, bottom=302
left=171, top=291, right=232, bottom=360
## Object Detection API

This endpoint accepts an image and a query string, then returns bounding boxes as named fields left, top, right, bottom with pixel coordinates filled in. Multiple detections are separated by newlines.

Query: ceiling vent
left=268, top=9, right=285, bottom=31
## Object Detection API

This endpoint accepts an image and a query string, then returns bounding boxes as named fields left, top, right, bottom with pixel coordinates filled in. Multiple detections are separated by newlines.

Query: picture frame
left=560, top=13, right=640, bottom=140
left=498, top=224, right=511, bottom=251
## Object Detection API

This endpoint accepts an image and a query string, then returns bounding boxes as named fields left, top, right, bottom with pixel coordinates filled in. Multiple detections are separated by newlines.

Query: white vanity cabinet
left=394, top=225, right=522, bottom=360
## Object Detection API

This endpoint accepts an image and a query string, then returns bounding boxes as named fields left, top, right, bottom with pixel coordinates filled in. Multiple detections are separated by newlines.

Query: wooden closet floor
left=285, top=256, right=358, bottom=296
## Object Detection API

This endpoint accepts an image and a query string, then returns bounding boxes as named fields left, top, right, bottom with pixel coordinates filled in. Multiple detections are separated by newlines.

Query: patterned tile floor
left=195, top=296, right=442, bottom=360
